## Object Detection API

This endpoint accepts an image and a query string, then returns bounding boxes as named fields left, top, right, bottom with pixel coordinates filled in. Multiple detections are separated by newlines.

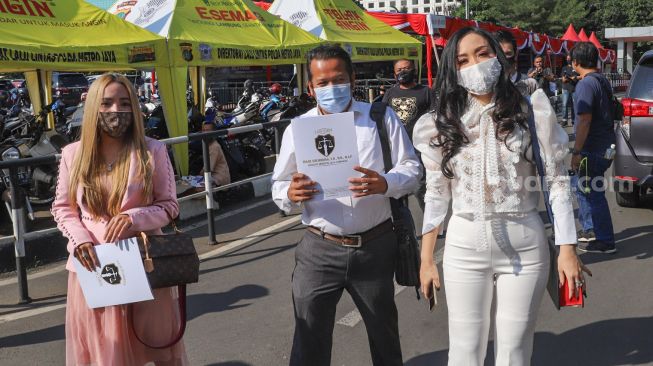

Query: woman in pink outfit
left=52, top=73, right=188, bottom=366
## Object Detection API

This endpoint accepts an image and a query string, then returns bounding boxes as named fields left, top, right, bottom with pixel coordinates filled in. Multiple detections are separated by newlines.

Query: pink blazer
left=52, top=138, right=179, bottom=272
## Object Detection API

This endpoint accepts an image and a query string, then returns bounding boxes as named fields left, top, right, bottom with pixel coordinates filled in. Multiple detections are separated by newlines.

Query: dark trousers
left=572, top=151, right=616, bottom=243
left=290, top=228, right=402, bottom=366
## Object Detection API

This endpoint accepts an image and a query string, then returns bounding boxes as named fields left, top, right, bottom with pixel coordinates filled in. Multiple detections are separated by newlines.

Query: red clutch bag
left=558, top=278, right=584, bottom=308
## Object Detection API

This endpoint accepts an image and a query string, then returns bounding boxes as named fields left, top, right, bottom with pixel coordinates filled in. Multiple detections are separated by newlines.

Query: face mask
left=99, top=111, right=132, bottom=138
left=397, top=70, right=415, bottom=84
left=313, top=83, right=352, bottom=114
left=457, top=57, right=502, bottom=95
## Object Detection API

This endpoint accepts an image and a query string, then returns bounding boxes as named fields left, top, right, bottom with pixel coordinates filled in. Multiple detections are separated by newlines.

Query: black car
left=52, top=72, right=89, bottom=106
left=614, top=50, right=653, bottom=207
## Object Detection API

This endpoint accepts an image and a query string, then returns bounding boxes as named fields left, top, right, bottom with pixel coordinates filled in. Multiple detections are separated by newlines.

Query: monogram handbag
left=526, top=101, right=584, bottom=310
left=130, top=218, right=200, bottom=349
left=370, top=102, right=421, bottom=294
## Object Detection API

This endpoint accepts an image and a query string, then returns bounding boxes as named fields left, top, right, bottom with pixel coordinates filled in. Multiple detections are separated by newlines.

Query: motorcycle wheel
left=242, top=146, right=267, bottom=177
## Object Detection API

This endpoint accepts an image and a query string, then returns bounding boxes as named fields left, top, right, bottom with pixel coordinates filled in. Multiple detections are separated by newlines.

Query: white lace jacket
left=413, top=89, right=576, bottom=249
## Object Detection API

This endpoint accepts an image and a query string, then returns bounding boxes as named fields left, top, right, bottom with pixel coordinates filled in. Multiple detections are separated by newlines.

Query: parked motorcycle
left=0, top=103, right=69, bottom=224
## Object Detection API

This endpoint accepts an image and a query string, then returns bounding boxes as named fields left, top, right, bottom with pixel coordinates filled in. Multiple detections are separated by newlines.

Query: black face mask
left=396, top=70, right=415, bottom=84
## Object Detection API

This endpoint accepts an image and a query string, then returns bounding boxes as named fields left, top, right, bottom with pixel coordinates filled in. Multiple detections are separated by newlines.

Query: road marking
left=337, top=246, right=445, bottom=328
left=0, top=302, right=66, bottom=324
left=0, top=214, right=301, bottom=324
left=199, top=216, right=301, bottom=261
left=0, top=264, right=66, bottom=288
left=183, top=199, right=274, bottom=233
left=0, top=200, right=278, bottom=288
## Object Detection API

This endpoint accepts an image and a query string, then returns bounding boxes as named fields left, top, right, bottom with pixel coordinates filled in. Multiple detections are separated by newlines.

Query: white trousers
left=443, top=212, right=549, bottom=366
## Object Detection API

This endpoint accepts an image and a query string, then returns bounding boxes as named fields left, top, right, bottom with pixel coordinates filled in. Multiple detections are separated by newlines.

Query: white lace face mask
left=457, top=57, right=502, bottom=95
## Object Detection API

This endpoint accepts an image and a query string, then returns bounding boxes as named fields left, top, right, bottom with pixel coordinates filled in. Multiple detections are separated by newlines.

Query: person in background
left=561, top=53, right=580, bottom=126
left=414, top=27, right=589, bottom=365
left=495, top=30, right=538, bottom=97
left=272, top=44, right=421, bottom=366
left=382, top=58, right=432, bottom=211
left=260, top=83, right=283, bottom=122
left=200, top=121, right=231, bottom=188
left=528, top=55, right=555, bottom=96
left=52, top=73, right=188, bottom=365
left=570, top=42, right=617, bottom=253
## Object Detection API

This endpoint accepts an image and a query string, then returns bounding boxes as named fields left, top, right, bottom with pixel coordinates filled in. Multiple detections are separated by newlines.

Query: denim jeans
left=561, top=89, right=574, bottom=121
left=571, top=151, right=615, bottom=243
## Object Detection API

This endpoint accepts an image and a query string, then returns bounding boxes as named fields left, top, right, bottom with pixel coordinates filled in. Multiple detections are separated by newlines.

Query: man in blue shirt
left=570, top=42, right=617, bottom=254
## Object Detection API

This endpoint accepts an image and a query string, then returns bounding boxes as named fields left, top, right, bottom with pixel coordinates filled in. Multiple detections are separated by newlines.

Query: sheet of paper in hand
left=292, top=112, right=360, bottom=201
left=73, top=238, right=154, bottom=309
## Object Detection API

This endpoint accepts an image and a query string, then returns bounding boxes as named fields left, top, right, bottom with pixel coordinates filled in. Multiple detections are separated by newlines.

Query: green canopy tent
left=269, top=0, right=423, bottom=82
left=115, top=0, right=323, bottom=129
left=0, top=0, right=195, bottom=171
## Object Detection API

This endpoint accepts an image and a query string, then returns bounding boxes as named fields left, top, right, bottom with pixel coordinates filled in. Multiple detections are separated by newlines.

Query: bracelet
left=569, top=147, right=581, bottom=155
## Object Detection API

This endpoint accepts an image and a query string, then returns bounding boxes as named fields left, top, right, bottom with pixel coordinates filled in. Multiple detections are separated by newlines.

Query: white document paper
left=73, top=238, right=154, bottom=309
left=292, top=112, right=360, bottom=201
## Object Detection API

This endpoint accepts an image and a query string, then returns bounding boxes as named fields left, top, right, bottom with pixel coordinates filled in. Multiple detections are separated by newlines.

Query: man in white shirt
left=272, top=45, right=421, bottom=366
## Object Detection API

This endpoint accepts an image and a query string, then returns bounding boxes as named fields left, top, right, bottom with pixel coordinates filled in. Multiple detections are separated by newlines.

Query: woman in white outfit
left=413, top=28, right=591, bottom=365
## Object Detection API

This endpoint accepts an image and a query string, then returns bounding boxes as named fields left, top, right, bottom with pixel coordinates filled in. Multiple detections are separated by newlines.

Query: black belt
left=307, top=219, right=393, bottom=248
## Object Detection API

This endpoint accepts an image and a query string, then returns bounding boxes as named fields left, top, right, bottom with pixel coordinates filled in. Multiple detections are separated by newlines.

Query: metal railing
left=604, top=73, right=631, bottom=92
left=0, top=119, right=290, bottom=304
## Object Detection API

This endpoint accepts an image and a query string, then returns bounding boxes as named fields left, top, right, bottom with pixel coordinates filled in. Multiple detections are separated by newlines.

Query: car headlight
left=1, top=147, right=20, bottom=161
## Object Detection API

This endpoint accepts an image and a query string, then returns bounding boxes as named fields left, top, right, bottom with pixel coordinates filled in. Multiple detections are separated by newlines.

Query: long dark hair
left=431, top=27, right=527, bottom=178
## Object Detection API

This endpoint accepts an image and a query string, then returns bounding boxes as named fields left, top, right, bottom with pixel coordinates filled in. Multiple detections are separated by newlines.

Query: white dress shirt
left=272, top=100, right=422, bottom=235
left=413, top=89, right=576, bottom=246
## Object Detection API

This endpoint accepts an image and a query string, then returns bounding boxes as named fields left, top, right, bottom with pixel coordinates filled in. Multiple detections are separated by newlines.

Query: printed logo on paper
left=101, top=264, right=122, bottom=285
left=315, top=133, right=335, bottom=157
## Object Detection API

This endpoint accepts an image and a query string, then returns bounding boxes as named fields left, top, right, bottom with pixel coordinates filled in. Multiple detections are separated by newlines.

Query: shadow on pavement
left=405, top=316, right=653, bottom=366
left=204, top=362, right=252, bottom=366
left=580, top=225, right=653, bottom=266
left=0, top=324, right=64, bottom=348
left=187, top=284, right=269, bottom=322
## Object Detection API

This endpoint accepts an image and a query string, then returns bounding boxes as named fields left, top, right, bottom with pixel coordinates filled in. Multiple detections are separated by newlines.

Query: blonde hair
left=68, top=73, right=153, bottom=219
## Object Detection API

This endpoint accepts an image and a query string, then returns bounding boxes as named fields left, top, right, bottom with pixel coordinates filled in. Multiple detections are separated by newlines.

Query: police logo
left=180, top=43, right=194, bottom=62
left=315, top=134, right=335, bottom=157
left=343, top=43, right=353, bottom=56
left=101, top=264, right=122, bottom=285
left=199, top=44, right=212, bottom=61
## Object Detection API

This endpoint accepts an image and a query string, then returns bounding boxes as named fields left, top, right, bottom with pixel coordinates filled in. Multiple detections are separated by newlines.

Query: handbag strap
left=370, top=101, right=393, bottom=174
left=525, top=99, right=554, bottom=226
left=130, top=285, right=188, bottom=349
left=370, top=102, right=403, bottom=213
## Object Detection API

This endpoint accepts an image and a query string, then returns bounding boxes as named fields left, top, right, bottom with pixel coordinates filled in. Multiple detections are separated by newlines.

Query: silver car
left=614, top=50, right=653, bottom=207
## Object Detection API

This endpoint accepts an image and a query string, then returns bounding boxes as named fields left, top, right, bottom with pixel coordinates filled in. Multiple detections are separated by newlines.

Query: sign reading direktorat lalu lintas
left=0, top=0, right=166, bottom=70
left=165, top=0, right=320, bottom=66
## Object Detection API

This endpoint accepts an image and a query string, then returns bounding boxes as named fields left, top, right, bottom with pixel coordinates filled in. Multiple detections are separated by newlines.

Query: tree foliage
left=452, top=0, right=652, bottom=38
left=451, top=0, right=653, bottom=60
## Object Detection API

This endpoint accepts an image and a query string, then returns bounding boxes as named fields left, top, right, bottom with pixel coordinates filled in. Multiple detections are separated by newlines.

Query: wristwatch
left=569, top=148, right=581, bottom=156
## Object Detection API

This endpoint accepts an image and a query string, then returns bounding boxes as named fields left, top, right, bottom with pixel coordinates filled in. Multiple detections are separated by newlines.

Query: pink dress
left=52, top=138, right=189, bottom=366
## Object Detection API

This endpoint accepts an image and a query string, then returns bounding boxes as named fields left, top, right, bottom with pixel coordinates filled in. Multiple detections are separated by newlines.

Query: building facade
left=357, top=0, right=461, bottom=15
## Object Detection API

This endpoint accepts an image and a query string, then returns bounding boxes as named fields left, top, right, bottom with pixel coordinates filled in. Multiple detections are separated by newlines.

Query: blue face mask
left=313, top=83, right=352, bottom=114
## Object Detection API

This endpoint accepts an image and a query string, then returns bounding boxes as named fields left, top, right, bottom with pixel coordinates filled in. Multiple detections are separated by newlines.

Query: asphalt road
left=0, top=182, right=652, bottom=365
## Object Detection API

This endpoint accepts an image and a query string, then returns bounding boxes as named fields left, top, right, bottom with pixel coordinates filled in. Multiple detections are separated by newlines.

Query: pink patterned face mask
left=457, top=57, right=502, bottom=95
left=98, top=112, right=132, bottom=138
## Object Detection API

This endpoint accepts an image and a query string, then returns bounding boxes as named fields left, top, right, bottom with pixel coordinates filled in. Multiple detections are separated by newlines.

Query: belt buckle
left=341, top=235, right=362, bottom=248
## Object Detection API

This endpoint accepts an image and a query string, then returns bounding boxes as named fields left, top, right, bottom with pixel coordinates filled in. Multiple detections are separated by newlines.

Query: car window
left=629, top=59, right=653, bottom=101
left=58, top=74, right=89, bottom=87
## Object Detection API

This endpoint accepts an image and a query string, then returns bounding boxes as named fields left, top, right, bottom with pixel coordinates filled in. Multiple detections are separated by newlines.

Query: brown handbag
left=130, top=220, right=200, bottom=349
left=136, top=224, right=199, bottom=289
